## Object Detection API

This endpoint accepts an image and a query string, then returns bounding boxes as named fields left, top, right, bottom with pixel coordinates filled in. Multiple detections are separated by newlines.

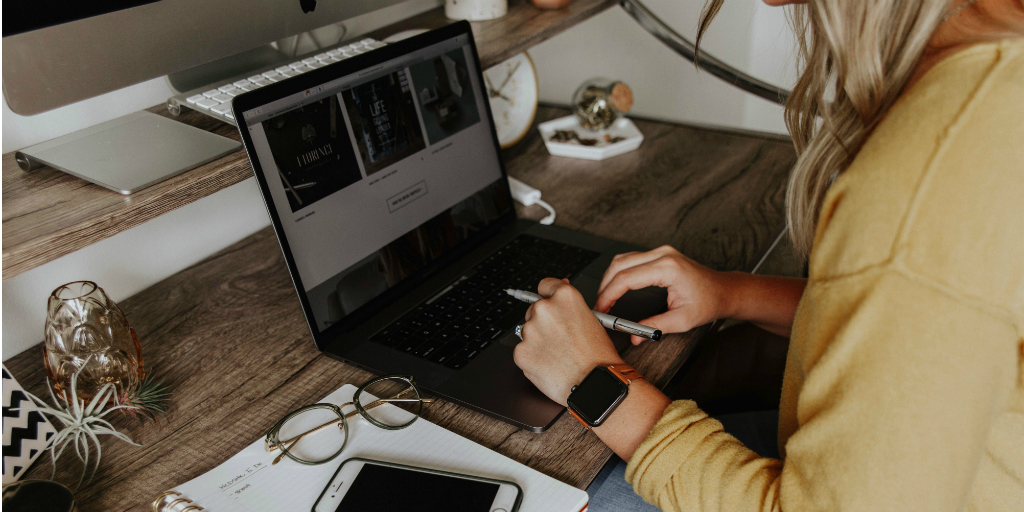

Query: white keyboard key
left=186, top=94, right=206, bottom=104
left=296, top=65, right=315, bottom=73
left=289, top=62, right=306, bottom=69
left=262, top=70, right=280, bottom=78
left=251, top=79, right=269, bottom=87
left=368, top=41, right=386, bottom=49
left=347, top=43, right=363, bottom=51
left=266, top=75, right=280, bottom=82
left=360, top=38, right=375, bottom=45
left=211, top=93, right=233, bottom=103
left=226, top=89, right=241, bottom=97
left=237, top=83, right=253, bottom=91
left=327, top=49, right=343, bottom=56
left=328, top=56, right=342, bottom=63
left=279, top=70, right=297, bottom=78
left=315, top=53, right=329, bottom=60
left=202, top=89, right=221, bottom=98
left=350, top=48, right=366, bottom=55
left=307, top=61, right=326, bottom=69
left=195, top=98, right=220, bottom=109
left=233, top=80, right=251, bottom=88
left=211, top=103, right=233, bottom=115
left=218, top=84, right=237, bottom=93
left=275, top=66, right=291, bottom=73
left=248, top=75, right=265, bottom=82
left=225, top=112, right=234, bottom=120
left=302, top=57, right=318, bottom=65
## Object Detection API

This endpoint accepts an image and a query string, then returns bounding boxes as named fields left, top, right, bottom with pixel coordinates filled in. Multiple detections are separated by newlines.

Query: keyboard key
left=211, top=93, right=233, bottom=103
left=455, top=332, right=474, bottom=343
left=186, top=94, right=206, bottom=104
left=293, top=65, right=314, bottom=73
left=471, top=339, right=493, bottom=351
left=308, top=62, right=326, bottom=69
left=399, top=337, right=425, bottom=353
left=211, top=104, right=233, bottom=115
left=261, top=70, right=280, bottom=78
left=414, top=341, right=442, bottom=358
left=314, top=53, right=329, bottom=60
left=278, top=70, right=297, bottom=78
left=251, top=79, right=270, bottom=87
left=265, top=75, right=280, bottom=82
left=359, top=38, right=375, bottom=45
left=237, top=84, right=253, bottom=92
left=226, top=89, right=241, bottom=97
left=233, top=79, right=252, bottom=87
left=195, top=98, right=220, bottom=109
left=456, top=347, right=480, bottom=360
left=218, top=84, right=237, bottom=93
left=275, top=66, right=292, bottom=73
left=247, top=75, right=265, bottom=82
left=367, top=41, right=386, bottom=49
left=433, top=331, right=456, bottom=342
left=202, top=89, right=221, bottom=98
left=225, top=112, right=234, bottom=120
left=327, top=48, right=344, bottom=56
left=445, top=357, right=469, bottom=370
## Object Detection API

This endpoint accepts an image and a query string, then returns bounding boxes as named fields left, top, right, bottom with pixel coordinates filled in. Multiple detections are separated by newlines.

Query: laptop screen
left=240, top=32, right=511, bottom=333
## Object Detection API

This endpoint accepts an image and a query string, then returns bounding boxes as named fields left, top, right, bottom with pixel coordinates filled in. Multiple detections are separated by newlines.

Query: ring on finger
left=514, top=322, right=525, bottom=341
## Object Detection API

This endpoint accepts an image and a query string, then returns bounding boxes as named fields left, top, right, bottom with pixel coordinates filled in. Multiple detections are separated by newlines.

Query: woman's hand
left=595, top=245, right=729, bottom=345
left=513, top=278, right=625, bottom=406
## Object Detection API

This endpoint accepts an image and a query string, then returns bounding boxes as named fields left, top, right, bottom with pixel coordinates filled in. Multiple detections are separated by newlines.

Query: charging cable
left=508, top=177, right=556, bottom=225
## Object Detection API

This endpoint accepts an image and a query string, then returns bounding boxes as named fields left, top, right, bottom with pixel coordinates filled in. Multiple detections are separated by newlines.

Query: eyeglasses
left=264, top=375, right=432, bottom=466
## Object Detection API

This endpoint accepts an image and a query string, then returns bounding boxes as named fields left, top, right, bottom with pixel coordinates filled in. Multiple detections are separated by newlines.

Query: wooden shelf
left=1, top=0, right=617, bottom=279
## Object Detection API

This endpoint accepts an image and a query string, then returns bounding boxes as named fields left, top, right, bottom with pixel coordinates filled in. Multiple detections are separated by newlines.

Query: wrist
left=715, top=270, right=749, bottom=320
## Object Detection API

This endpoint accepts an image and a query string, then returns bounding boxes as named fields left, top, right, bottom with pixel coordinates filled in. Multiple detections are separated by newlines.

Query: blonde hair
left=698, top=0, right=948, bottom=260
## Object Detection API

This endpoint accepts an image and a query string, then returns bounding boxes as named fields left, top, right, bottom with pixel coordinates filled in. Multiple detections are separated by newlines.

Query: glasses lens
left=276, top=406, right=347, bottom=464
left=356, top=376, right=422, bottom=429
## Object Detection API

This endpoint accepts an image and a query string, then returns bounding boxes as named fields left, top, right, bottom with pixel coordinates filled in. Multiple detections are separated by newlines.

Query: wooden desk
left=4, top=106, right=795, bottom=511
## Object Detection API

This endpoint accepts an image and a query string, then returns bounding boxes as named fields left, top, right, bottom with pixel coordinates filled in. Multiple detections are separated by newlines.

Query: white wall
left=2, top=0, right=798, bottom=360
left=529, top=0, right=797, bottom=134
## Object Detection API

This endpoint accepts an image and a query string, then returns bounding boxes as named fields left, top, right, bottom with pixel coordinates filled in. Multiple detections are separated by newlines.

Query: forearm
left=592, top=380, right=672, bottom=461
left=719, top=272, right=806, bottom=337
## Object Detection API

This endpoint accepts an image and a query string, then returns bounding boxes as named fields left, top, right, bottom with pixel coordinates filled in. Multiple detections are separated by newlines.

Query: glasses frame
left=264, top=374, right=427, bottom=466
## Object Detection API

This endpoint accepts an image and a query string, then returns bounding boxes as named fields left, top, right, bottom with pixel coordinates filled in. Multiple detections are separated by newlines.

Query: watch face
left=567, top=367, right=628, bottom=427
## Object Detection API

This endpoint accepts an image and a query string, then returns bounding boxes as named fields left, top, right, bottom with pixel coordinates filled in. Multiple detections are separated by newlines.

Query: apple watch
left=566, top=365, right=643, bottom=429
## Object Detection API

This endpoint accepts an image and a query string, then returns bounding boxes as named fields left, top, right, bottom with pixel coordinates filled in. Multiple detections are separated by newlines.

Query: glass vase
left=571, top=78, right=633, bottom=131
left=43, top=281, right=144, bottom=403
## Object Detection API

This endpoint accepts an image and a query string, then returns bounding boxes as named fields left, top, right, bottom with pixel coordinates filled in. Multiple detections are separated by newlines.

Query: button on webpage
left=387, top=181, right=428, bottom=213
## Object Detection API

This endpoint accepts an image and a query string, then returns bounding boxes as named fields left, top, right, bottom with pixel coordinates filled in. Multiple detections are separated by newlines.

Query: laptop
left=233, top=21, right=666, bottom=433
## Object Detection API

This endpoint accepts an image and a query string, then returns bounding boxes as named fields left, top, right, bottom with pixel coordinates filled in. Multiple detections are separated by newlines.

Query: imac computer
left=3, top=0, right=416, bottom=193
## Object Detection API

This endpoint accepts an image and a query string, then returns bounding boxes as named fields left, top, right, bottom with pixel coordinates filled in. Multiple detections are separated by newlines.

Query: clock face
left=483, top=53, right=538, bottom=148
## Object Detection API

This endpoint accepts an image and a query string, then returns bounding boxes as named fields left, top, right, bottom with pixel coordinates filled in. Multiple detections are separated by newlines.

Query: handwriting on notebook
left=218, top=462, right=267, bottom=492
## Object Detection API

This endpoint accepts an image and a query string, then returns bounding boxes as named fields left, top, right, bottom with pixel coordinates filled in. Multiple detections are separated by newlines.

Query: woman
left=513, top=0, right=1024, bottom=510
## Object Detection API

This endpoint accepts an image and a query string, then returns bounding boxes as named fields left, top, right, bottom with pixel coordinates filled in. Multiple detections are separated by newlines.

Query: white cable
left=535, top=199, right=556, bottom=225
left=508, top=177, right=557, bottom=225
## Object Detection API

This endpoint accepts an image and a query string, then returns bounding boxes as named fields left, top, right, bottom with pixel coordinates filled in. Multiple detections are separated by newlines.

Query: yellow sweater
left=626, top=39, right=1024, bottom=511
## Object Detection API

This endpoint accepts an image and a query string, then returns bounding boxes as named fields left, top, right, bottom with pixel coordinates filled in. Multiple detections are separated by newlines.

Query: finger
left=524, top=302, right=536, bottom=322
left=537, top=277, right=572, bottom=298
left=595, top=262, right=673, bottom=312
left=597, top=246, right=674, bottom=296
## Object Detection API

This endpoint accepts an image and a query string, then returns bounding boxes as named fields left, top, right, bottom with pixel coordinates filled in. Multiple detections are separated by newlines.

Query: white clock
left=483, top=52, right=539, bottom=148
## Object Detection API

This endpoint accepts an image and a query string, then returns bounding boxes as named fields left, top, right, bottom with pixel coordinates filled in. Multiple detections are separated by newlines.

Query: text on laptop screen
left=243, top=35, right=510, bottom=332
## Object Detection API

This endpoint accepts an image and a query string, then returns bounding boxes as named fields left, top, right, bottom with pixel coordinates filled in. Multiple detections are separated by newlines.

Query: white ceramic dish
left=537, top=115, right=644, bottom=161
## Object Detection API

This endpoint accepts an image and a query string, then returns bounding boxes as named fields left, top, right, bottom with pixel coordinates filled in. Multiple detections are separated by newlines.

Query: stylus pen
left=503, top=289, right=663, bottom=341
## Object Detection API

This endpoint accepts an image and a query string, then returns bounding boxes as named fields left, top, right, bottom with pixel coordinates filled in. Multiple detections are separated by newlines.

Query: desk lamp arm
left=619, top=0, right=791, bottom=107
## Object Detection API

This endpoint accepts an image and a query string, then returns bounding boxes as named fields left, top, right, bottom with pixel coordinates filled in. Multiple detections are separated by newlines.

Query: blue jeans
left=586, top=410, right=780, bottom=512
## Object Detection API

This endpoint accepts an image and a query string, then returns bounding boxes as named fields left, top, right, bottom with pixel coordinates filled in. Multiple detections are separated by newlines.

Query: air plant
left=13, top=360, right=141, bottom=489
left=118, top=370, right=173, bottom=421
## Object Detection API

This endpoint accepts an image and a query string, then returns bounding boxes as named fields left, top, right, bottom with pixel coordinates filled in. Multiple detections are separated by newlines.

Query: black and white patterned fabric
left=3, top=364, right=57, bottom=484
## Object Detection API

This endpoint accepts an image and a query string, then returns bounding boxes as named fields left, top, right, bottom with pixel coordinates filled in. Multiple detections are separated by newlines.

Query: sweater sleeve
left=624, top=269, right=1019, bottom=512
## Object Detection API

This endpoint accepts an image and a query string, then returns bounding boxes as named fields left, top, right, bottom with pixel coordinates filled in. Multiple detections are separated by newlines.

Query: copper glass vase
left=43, top=281, right=144, bottom=403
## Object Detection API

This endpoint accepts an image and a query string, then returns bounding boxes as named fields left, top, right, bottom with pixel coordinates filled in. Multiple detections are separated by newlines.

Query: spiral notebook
left=152, top=384, right=588, bottom=512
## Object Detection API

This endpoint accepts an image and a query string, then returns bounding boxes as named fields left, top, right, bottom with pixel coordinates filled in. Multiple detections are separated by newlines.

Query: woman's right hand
left=595, top=245, right=730, bottom=345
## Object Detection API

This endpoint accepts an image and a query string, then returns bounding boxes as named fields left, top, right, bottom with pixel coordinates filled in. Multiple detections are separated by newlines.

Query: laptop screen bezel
left=232, top=21, right=518, bottom=351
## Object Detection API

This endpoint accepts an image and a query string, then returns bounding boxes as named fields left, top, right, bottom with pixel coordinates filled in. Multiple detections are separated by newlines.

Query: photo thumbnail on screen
left=343, top=71, right=427, bottom=176
left=408, top=48, right=481, bottom=145
left=262, top=96, right=363, bottom=212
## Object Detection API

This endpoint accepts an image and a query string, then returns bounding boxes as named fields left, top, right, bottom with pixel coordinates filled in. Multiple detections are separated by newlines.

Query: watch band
left=568, top=365, right=644, bottom=429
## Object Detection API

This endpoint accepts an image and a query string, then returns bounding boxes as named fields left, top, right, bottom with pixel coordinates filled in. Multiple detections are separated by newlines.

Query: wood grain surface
left=4, top=106, right=795, bottom=511
left=1, top=0, right=617, bottom=280
left=369, top=0, right=617, bottom=70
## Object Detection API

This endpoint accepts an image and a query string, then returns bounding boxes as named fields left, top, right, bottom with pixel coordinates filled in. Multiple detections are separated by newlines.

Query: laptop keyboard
left=369, top=235, right=599, bottom=370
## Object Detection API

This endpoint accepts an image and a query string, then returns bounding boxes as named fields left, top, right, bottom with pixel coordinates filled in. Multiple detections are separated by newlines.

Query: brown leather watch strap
left=606, top=364, right=643, bottom=385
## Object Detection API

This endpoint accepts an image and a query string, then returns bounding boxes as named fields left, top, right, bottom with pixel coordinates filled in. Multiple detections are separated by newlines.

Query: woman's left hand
left=513, top=278, right=625, bottom=406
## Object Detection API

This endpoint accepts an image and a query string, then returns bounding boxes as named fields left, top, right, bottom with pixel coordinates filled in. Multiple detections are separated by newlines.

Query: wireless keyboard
left=167, top=38, right=386, bottom=126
